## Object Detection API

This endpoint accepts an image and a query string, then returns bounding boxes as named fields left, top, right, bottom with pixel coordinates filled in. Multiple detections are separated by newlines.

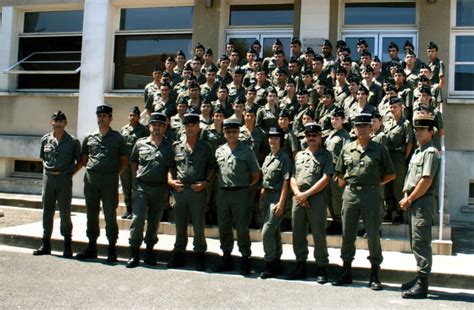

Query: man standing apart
left=34, top=111, right=82, bottom=258
left=399, top=114, right=440, bottom=299
left=76, top=104, right=128, bottom=263
left=333, top=113, right=395, bottom=290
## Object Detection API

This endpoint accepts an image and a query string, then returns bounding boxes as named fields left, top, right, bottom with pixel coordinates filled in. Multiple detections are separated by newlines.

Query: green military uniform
left=215, top=141, right=260, bottom=257
left=227, top=82, right=246, bottom=104
left=428, top=57, right=445, bottom=86
left=120, top=116, right=149, bottom=217
left=256, top=103, right=280, bottom=134
left=371, top=128, right=388, bottom=146
left=144, top=81, right=160, bottom=105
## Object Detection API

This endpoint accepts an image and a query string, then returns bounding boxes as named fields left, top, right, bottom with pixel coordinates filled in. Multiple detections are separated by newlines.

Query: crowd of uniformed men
left=33, top=37, right=443, bottom=299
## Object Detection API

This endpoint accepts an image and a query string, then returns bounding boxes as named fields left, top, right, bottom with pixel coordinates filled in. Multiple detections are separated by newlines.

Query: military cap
left=288, top=56, right=299, bottom=64
left=244, top=105, right=258, bottom=114
left=188, top=81, right=200, bottom=89
left=336, top=40, right=347, bottom=48
left=233, top=96, right=246, bottom=105
left=205, top=48, right=213, bottom=55
left=315, top=79, right=329, bottom=87
left=353, top=113, right=372, bottom=125
left=336, top=66, right=348, bottom=75
left=266, top=86, right=277, bottom=94
left=176, top=97, right=189, bottom=106
left=388, top=42, right=399, bottom=50
left=273, top=39, right=283, bottom=46
left=372, top=110, right=383, bottom=120
left=274, top=49, right=285, bottom=56
left=195, top=43, right=205, bottom=50
left=342, top=55, right=352, bottom=63
left=404, top=41, right=414, bottom=50
left=340, top=46, right=351, bottom=53
left=389, top=96, right=403, bottom=105
left=322, top=39, right=332, bottom=47
left=246, top=48, right=257, bottom=55
left=361, top=50, right=372, bottom=57
left=130, top=106, right=141, bottom=115
left=218, top=83, right=229, bottom=91
left=314, top=54, right=324, bottom=63
left=223, top=118, right=241, bottom=129
left=255, top=66, right=266, bottom=73
left=419, top=85, right=432, bottom=96
left=206, top=66, right=218, bottom=73
left=51, top=110, right=67, bottom=121
left=192, top=55, right=203, bottom=63
left=188, top=75, right=197, bottom=82
left=357, top=38, right=368, bottom=46
left=364, top=65, right=374, bottom=73
left=161, top=81, right=171, bottom=89
left=177, top=50, right=186, bottom=57
left=246, top=84, right=257, bottom=92
left=415, top=104, right=435, bottom=114
left=304, top=122, right=322, bottom=134
left=420, top=63, right=431, bottom=70
left=322, top=89, right=335, bottom=98
left=213, top=105, right=225, bottom=114
left=183, top=63, right=193, bottom=71
left=394, top=67, right=406, bottom=75
left=331, top=107, right=345, bottom=118
left=267, top=126, right=284, bottom=137
left=148, top=112, right=166, bottom=124
left=405, top=50, right=416, bottom=57
left=202, top=96, right=212, bottom=104
left=166, top=56, right=176, bottom=63
left=303, top=108, right=314, bottom=118
left=96, top=104, right=113, bottom=115
left=304, top=47, right=315, bottom=55
left=220, top=54, right=230, bottom=62
left=276, top=67, right=289, bottom=75
left=183, top=110, right=200, bottom=124
left=359, top=85, right=369, bottom=95
left=154, top=64, right=163, bottom=72
left=302, top=69, right=313, bottom=76
left=255, top=57, right=263, bottom=63
left=427, top=41, right=438, bottom=50
left=373, top=56, right=381, bottom=63
left=413, top=114, right=435, bottom=128
left=297, top=89, right=310, bottom=96
left=286, top=77, right=296, bottom=86
left=233, top=66, right=244, bottom=75
left=347, top=75, right=361, bottom=84
left=252, top=39, right=261, bottom=47
left=291, top=37, right=302, bottom=45
left=279, top=109, right=291, bottom=118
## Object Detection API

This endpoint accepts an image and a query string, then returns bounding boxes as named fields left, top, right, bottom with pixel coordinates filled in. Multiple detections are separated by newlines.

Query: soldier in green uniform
left=144, top=65, right=162, bottom=105
left=333, top=113, right=396, bottom=290
left=76, top=104, right=128, bottom=263
left=125, top=112, right=173, bottom=268
left=399, top=114, right=440, bottom=299
left=213, top=119, right=261, bottom=275
left=34, top=111, right=82, bottom=258
left=167, top=111, right=217, bottom=271
left=259, top=127, right=291, bottom=279
left=286, top=123, right=333, bottom=283
left=120, top=106, right=149, bottom=219
left=426, top=42, right=445, bottom=88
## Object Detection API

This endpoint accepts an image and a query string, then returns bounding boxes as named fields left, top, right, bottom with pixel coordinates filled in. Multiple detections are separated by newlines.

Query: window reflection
left=344, top=3, right=416, bottom=25
left=24, top=11, right=83, bottom=33
left=120, top=7, right=194, bottom=30
left=229, top=5, right=293, bottom=26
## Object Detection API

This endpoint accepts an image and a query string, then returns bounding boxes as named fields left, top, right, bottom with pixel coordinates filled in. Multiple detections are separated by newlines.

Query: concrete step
left=0, top=213, right=468, bottom=289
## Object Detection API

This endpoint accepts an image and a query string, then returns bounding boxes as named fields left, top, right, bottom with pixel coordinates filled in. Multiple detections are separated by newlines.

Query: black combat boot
left=240, top=256, right=251, bottom=276
left=33, top=238, right=51, bottom=256
left=332, top=261, right=353, bottom=286
left=75, top=240, right=97, bottom=260
left=286, top=261, right=307, bottom=280
left=63, top=236, right=73, bottom=258
left=106, top=243, right=118, bottom=263
left=402, top=276, right=428, bottom=299
left=167, top=251, right=186, bottom=268
left=401, top=277, right=418, bottom=290
left=315, top=265, right=328, bottom=284
left=195, top=253, right=206, bottom=271
left=126, top=247, right=140, bottom=268
left=260, top=260, right=280, bottom=279
left=369, top=264, right=383, bottom=290
left=213, top=251, right=233, bottom=272
left=144, top=245, right=157, bottom=266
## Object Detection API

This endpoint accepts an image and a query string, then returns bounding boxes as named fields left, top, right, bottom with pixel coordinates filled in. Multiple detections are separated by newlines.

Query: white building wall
left=299, top=0, right=330, bottom=48
left=446, top=151, right=474, bottom=223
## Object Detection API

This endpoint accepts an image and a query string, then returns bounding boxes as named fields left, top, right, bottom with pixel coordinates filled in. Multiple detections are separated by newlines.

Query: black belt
left=46, top=171, right=68, bottom=175
left=348, top=184, right=378, bottom=191
left=220, top=186, right=249, bottom=191
left=264, top=188, right=281, bottom=193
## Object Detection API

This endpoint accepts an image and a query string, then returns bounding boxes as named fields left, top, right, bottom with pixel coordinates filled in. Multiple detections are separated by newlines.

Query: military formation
left=34, top=37, right=443, bottom=299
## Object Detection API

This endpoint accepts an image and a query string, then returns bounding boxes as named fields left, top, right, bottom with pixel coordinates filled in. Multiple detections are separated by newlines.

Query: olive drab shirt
left=336, top=140, right=395, bottom=186
left=40, top=131, right=81, bottom=174
left=293, top=148, right=334, bottom=190
left=402, top=140, right=440, bottom=196
left=261, top=151, right=292, bottom=191
left=324, top=128, right=351, bottom=165
left=120, top=123, right=149, bottom=157
left=215, top=142, right=260, bottom=188
left=171, top=138, right=217, bottom=184
left=82, top=128, right=127, bottom=173
left=384, top=117, right=414, bottom=153
left=130, top=137, right=173, bottom=183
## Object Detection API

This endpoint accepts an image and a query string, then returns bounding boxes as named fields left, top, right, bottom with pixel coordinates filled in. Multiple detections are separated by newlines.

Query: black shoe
left=144, top=246, right=157, bottom=266
left=315, top=266, right=328, bottom=284
left=126, top=247, right=140, bottom=268
left=106, top=244, right=118, bottom=263
left=368, top=264, right=383, bottom=291
left=240, top=256, right=251, bottom=276
left=213, top=252, right=233, bottom=272
left=401, top=277, right=418, bottom=290
left=402, top=277, right=428, bottom=299
left=167, top=251, right=186, bottom=268
left=326, top=221, right=342, bottom=235
left=63, top=236, right=73, bottom=258
left=75, top=243, right=97, bottom=260
left=286, top=261, right=307, bottom=280
left=332, top=262, right=352, bottom=286
left=195, top=253, right=206, bottom=271
left=33, top=239, right=51, bottom=256
left=121, top=211, right=132, bottom=220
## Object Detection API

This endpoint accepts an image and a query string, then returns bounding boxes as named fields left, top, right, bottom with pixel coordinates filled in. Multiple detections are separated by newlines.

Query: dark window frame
left=229, top=4, right=294, bottom=26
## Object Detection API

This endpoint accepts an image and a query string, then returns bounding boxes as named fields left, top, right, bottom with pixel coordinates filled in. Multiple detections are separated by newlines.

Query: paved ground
left=0, top=245, right=473, bottom=309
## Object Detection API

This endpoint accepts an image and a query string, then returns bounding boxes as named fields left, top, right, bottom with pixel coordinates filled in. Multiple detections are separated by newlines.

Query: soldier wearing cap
left=164, top=56, right=183, bottom=87
left=256, top=87, right=280, bottom=134
left=292, top=89, right=311, bottom=141
left=383, top=97, right=414, bottom=224
left=125, top=113, right=173, bottom=268
left=315, top=89, right=338, bottom=139
left=150, top=82, right=177, bottom=117
left=321, top=39, right=336, bottom=79
left=227, top=66, right=246, bottom=104
left=382, top=42, right=401, bottom=79
left=426, top=42, right=445, bottom=88
left=356, top=38, right=369, bottom=60
left=259, top=127, right=292, bottom=279
left=399, top=113, right=440, bottom=299
left=333, top=113, right=395, bottom=290
left=202, top=48, right=218, bottom=75
left=393, top=67, right=414, bottom=119
left=286, top=122, right=333, bottom=282
left=263, top=39, right=284, bottom=73
left=120, top=106, right=149, bottom=219
left=361, top=65, right=383, bottom=107
left=212, top=84, right=234, bottom=118
left=414, top=87, right=445, bottom=151
left=201, top=66, right=219, bottom=101
left=324, top=108, right=351, bottom=235
left=167, top=111, right=217, bottom=271
left=33, top=111, right=82, bottom=258
left=77, top=104, right=128, bottom=263
left=174, top=50, right=187, bottom=76
left=144, top=64, right=163, bottom=105
left=213, top=119, right=261, bottom=275
left=346, top=85, right=377, bottom=132
left=371, top=111, right=388, bottom=147
left=217, top=54, right=233, bottom=86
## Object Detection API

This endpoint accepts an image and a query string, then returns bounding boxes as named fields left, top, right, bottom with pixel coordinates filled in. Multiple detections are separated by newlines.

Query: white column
left=299, top=0, right=331, bottom=50
left=0, top=7, right=19, bottom=91
left=77, top=0, right=113, bottom=140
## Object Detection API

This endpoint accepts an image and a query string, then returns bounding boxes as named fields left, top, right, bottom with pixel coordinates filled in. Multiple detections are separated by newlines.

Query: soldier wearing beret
left=426, top=41, right=445, bottom=88
left=259, top=127, right=292, bottom=279
left=120, top=106, right=149, bottom=219
left=76, top=104, right=128, bottom=263
left=126, top=113, right=173, bottom=268
left=167, top=111, right=217, bottom=271
left=33, top=111, right=82, bottom=258
left=144, top=65, right=163, bottom=105
left=333, top=113, right=396, bottom=290
left=287, top=123, right=333, bottom=283
left=399, top=113, right=440, bottom=299
left=213, top=119, right=261, bottom=275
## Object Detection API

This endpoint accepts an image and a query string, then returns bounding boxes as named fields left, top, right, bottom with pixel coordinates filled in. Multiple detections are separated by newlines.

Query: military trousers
left=129, top=180, right=168, bottom=248
left=341, top=185, right=383, bottom=265
left=261, top=190, right=284, bottom=262
left=172, top=187, right=207, bottom=253
left=292, top=192, right=329, bottom=266
left=326, top=175, right=345, bottom=223
left=385, top=152, right=407, bottom=210
left=119, top=164, right=137, bottom=212
left=41, top=173, right=73, bottom=239
left=84, top=170, right=119, bottom=243
left=409, top=195, right=435, bottom=276
left=216, top=187, right=251, bottom=257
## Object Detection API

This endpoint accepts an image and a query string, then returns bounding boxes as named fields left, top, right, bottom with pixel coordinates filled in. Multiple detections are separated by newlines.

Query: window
left=229, top=4, right=294, bottom=26
left=469, top=181, right=474, bottom=205
left=226, top=31, right=293, bottom=59
left=3, top=10, right=83, bottom=90
left=344, top=2, right=416, bottom=25
left=113, top=7, right=193, bottom=90
left=451, top=0, right=474, bottom=96
left=13, top=160, right=43, bottom=179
